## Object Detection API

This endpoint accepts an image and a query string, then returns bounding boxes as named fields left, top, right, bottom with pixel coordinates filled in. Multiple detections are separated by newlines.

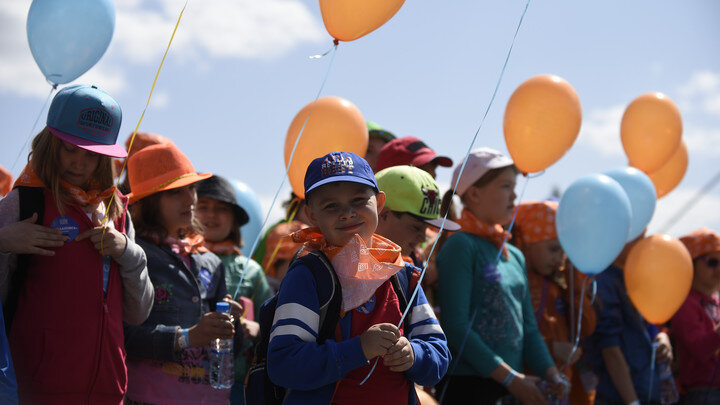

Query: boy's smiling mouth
left=338, top=222, right=364, bottom=232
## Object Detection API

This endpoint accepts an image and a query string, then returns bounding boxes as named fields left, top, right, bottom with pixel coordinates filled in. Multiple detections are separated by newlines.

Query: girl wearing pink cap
left=0, top=84, right=154, bottom=404
left=436, top=148, right=568, bottom=404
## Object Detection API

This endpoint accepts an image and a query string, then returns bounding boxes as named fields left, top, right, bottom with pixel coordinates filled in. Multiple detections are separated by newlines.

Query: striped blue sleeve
left=404, top=282, right=451, bottom=386
left=267, top=260, right=368, bottom=390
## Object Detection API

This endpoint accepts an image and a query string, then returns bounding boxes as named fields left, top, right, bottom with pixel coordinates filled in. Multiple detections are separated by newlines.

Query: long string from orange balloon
left=232, top=40, right=339, bottom=300
left=10, top=85, right=57, bottom=173
left=362, top=0, right=533, bottom=387
left=262, top=200, right=301, bottom=277
left=99, top=0, right=189, bottom=254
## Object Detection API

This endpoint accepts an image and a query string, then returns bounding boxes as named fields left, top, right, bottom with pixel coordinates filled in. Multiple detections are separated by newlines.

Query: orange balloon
left=621, top=93, right=682, bottom=173
left=319, top=0, right=405, bottom=42
left=284, top=96, right=368, bottom=199
left=646, top=140, right=688, bottom=198
left=503, top=74, right=582, bottom=173
left=624, top=234, right=693, bottom=324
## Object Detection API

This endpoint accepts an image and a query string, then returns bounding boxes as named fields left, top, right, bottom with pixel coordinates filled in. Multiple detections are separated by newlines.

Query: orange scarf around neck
left=164, top=234, right=209, bottom=255
left=455, top=209, right=510, bottom=259
left=291, top=227, right=404, bottom=266
left=14, top=164, right=115, bottom=207
left=204, top=240, right=242, bottom=256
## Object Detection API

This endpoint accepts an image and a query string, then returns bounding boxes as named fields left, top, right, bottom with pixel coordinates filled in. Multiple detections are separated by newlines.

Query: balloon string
left=10, top=84, right=57, bottom=173
left=561, top=275, right=594, bottom=372
left=437, top=309, right=478, bottom=404
left=309, top=39, right=339, bottom=59
left=233, top=42, right=339, bottom=299
left=100, top=0, right=189, bottom=247
left=360, top=0, right=532, bottom=385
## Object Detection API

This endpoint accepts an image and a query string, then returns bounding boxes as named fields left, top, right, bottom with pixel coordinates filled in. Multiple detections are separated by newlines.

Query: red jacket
left=9, top=190, right=127, bottom=404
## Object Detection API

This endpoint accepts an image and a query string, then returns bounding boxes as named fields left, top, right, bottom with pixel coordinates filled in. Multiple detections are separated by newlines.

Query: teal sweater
left=437, top=232, right=553, bottom=378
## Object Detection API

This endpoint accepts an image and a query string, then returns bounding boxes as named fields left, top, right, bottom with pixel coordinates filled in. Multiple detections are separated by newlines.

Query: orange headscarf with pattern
left=0, top=165, right=12, bottom=197
left=514, top=200, right=559, bottom=246
left=680, top=228, right=720, bottom=260
left=14, top=164, right=115, bottom=207
left=455, top=209, right=510, bottom=258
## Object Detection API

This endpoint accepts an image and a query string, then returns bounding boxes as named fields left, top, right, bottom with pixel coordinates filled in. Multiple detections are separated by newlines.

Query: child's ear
left=375, top=191, right=386, bottom=212
left=303, top=204, right=317, bottom=227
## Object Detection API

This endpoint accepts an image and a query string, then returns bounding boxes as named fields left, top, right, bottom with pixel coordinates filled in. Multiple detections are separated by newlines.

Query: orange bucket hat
left=514, top=200, right=559, bottom=246
left=262, top=221, right=307, bottom=277
left=679, top=228, right=720, bottom=260
left=114, top=131, right=172, bottom=175
left=126, top=143, right=211, bottom=204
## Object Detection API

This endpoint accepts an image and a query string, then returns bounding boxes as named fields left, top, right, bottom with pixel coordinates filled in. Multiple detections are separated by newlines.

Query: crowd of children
left=1, top=84, right=719, bottom=405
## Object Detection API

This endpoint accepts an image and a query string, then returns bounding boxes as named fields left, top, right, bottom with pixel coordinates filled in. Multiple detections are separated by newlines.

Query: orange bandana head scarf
left=514, top=201, right=559, bottom=247
left=204, top=240, right=242, bottom=256
left=455, top=209, right=510, bottom=259
left=292, top=227, right=404, bottom=311
left=14, top=164, right=115, bottom=207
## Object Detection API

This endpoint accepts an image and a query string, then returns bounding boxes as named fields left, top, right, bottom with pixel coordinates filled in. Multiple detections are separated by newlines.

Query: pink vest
left=10, top=190, right=127, bottom=405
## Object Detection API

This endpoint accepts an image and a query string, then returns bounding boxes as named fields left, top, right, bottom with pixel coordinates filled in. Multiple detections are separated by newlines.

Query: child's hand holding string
left=76, top=212, right=127, bottom=259
left=0, top=213, right=66, bottom=256
left=360, top=323, right=399, bottom=360
left=383, top=336, right=415, bottom=372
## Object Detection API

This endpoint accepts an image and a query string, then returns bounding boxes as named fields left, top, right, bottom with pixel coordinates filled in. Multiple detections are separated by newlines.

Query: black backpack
left=244, top=249, right=419, bottom=405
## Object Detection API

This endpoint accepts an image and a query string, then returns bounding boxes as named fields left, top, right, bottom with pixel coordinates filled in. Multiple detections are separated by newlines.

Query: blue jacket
left=585, top=265, right=660, bottom=403
left=267, top=261, right=450, bottom=404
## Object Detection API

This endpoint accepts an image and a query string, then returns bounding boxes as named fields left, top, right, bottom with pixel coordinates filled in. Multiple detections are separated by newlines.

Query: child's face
left=465, top=168, right=518, bottom=225
left=58, top=140, right=100, bottom=188
left=693, top=251, right=720, bottom=295
left=524, top=238, right=566, bottom=277
left=196, top=197, right=234, bottom=243
left=305, top=182, right=385, bottom=247
left=377, top=210, right=428, bottom=256
left=159, top=184, right=197, bottom=236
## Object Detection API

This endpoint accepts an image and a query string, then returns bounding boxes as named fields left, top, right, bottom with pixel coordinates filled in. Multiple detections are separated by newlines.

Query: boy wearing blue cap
left=266, top=152, right=449, bottom=404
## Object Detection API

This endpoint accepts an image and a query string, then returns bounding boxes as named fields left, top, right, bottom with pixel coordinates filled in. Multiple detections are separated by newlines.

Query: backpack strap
left=5, top=186, right=45, bottom=331
left=298, top=250, right=342, bottom=343
left=391, top=264, right=424, bottom=332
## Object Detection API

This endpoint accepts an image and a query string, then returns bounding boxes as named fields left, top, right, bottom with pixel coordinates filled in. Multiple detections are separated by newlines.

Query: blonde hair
left=29, top=127, right=122, bottom=220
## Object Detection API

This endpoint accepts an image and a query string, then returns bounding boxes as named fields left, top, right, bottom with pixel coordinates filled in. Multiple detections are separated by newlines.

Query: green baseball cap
left=366, top=121, right=396, bottom=143
left=376, top=165, right=461, bottom=231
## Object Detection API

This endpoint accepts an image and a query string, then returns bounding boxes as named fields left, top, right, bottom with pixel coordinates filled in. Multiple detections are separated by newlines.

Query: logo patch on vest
left=199, top=267, right=213, bottom=291
left=50, top=216, right=79, bottom=242
left=355, top=295, right=376, bottom=314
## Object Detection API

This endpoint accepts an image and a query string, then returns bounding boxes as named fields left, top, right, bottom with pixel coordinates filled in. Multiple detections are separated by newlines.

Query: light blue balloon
left=27, top=0, right=115, bottom=85
left=231, top=180, right=264, bottom=257
left=556, top=174, right=632, bottom=274
left=604, top=167, right=657, bottom=241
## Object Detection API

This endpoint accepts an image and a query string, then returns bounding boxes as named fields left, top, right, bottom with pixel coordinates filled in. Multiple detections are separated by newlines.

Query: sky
left=1, top=0, right=719, bottom=240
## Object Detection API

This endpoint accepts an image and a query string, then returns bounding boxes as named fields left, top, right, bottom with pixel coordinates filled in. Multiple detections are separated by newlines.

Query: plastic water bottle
left=209, top=301, right=234, bottom=389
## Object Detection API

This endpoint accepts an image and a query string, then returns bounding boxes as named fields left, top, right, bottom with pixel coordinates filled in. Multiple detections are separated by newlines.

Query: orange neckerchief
left=455, top=209, right=510, bottom=259
left=204, top=240, right=242, bottom=256
left=291, top=227, right=404, bottom=266
left=14, top=164, right=115, bottom=207
left=164, top=234, right=209, bottom=255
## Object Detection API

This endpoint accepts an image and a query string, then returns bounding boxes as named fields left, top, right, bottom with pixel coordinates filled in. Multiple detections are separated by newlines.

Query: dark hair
left=29, top=127, right=122, bottom=220
left=132, top=189, right=205, bottom=241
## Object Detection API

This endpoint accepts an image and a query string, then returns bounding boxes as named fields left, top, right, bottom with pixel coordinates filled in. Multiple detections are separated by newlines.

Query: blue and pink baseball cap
left=47, top=84, right=126, bottom=158
left=304, top=151, right=378, bottom=197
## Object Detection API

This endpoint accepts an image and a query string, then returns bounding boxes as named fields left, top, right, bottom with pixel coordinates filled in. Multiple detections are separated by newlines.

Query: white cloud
left=647, top=187, right=720, bottom=238
left=678, top=71, right=720, bottom=97
left=684, top=125, right=720, bottom=156
left=0, top=0, right=324, bottom=99
left=576, top=105, right=625, bottom=157
left=677, top=70, right=720, bottom=116
left=149, top=91, right=170, bottom=109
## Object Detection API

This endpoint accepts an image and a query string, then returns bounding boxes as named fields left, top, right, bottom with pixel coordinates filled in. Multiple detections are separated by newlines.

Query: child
left=672, top=228, right=720, bottom=403
left=0, top=84, right=153, bottom=404
left=196, top=174, right=274, bottom=404
left=374, top=136, right=453, bottom=179
left=365, top=121, right=396, bottom=171
left=123, top=143, right=240, bottom=404
left=586, top=236, right=673, bottom=405
left=267, top=151, right=450, bottom=404
left=436, top=148, right=568, bottom=405
left=261, top=220, right=307, bottom=292
left=375, top=165, right=460, bottom=313
left=514, top=200, right=597, bottom=405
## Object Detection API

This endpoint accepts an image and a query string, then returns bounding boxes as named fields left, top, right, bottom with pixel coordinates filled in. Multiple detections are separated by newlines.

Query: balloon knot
left=333, top=38, right=339, bottom=46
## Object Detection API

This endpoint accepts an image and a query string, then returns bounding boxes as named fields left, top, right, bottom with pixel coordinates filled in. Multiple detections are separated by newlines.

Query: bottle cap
left=216, top=302, right=230, bottom=313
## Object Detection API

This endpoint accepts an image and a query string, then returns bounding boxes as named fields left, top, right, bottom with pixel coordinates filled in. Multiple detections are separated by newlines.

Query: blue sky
left=1, top=0, right=719, bottom=238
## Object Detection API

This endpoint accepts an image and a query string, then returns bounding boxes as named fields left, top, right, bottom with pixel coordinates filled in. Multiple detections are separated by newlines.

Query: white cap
left=450, top=147, right=514, bottom=196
